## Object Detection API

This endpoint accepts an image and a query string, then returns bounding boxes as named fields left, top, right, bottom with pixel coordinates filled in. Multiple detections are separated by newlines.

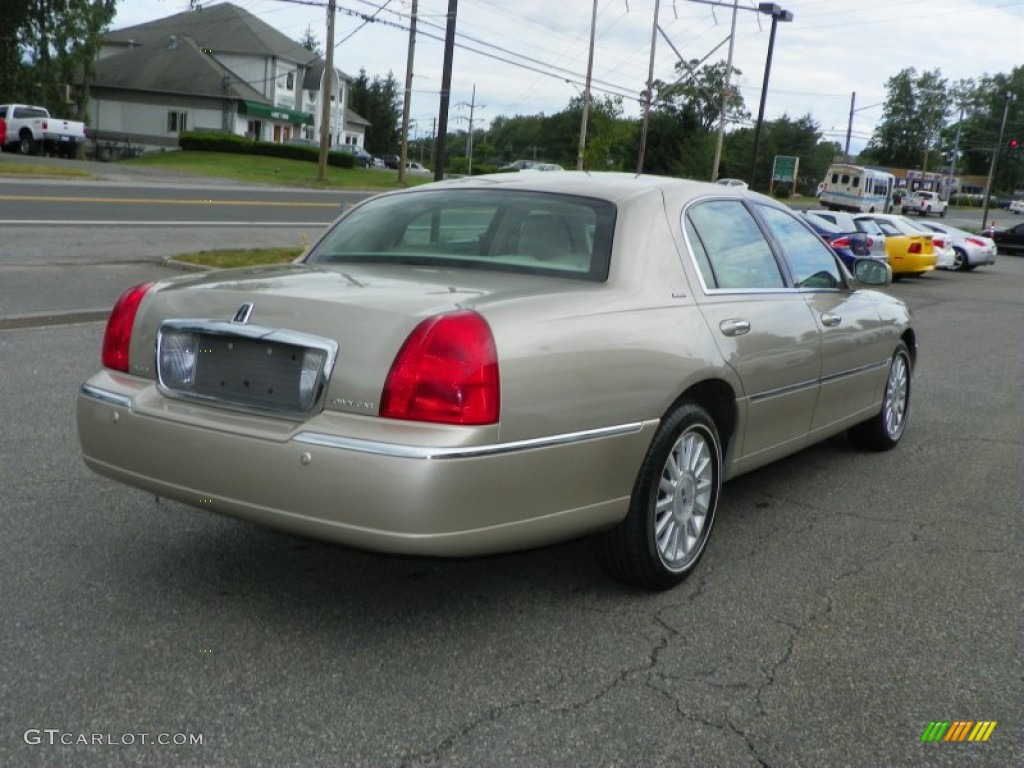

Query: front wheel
left=848, top=342, right=912, bottom=451
left=595, top=403, right=722, bottom=590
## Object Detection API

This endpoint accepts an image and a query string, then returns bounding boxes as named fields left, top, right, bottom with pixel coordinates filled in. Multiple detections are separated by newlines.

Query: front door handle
left=821, top=312, right=842, bottom=327
left=719, top=318, right=751, bottom=337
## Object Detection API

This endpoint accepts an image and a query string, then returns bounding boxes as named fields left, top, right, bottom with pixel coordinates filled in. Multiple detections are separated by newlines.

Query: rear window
left=307, top=189, right=616, bottom=282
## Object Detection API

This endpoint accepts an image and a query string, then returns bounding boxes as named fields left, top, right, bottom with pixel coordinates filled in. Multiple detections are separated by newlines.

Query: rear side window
left=307, top=189, right=615, bottom=282
left=684, top=200, right=784, bottom=290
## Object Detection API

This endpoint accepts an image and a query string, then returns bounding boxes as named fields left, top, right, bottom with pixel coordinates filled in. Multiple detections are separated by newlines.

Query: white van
left=818, top=164, right=895, bottom=213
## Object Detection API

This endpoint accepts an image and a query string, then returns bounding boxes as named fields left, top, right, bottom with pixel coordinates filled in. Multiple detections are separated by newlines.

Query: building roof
left=104, top=2, right=318, bottom=65
left=302, top=60, right=353, bottom=91
left=92, top=35, right=268, bottom=102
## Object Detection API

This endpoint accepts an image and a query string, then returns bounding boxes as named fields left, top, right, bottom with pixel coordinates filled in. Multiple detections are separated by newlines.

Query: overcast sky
left=113, top=0, right=1023, bottom=154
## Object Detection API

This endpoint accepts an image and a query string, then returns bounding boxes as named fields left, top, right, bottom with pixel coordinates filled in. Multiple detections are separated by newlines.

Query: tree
left=865, top=68, right=949, bottom=169
left=2, top=0, right=118, bottom=120
left=299, top=26, right=322, bottom=56
left=348, top=69, right=401, bottom=155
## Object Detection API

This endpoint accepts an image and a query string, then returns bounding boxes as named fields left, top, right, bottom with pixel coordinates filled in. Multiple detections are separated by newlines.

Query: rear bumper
left=77, top=372, right=653, bottom=556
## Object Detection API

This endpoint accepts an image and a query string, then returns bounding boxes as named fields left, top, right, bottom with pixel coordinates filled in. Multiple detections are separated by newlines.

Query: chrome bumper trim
left=80, top=383, right=133, bottom=408
left=293, top=422, right=645, bottom=461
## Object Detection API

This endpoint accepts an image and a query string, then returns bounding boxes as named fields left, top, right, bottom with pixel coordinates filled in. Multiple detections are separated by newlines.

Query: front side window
left=684, top=200, right=784, bottom=290
left=757, top=205, right=842, bottom=289
left=307, top=190, right=615, bottom=282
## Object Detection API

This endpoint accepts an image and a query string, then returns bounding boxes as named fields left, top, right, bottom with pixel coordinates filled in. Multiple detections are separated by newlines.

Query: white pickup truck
left=0, top=104, right=87, bottom=157
left=900, top=190, right=947, bottom=218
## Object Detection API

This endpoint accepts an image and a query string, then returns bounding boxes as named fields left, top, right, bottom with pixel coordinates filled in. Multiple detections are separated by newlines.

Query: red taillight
left=966, top=237, right=986, bottom=247
left=380, top=310, right=500, bottom=425
left=865, top=236, right=874, bottom=247
left=102, top=283, right=154, bottom=372
left=932, top=237, right=945, bottom=248
left=908, top=242, right=922, bottom=254
left=831, top=236, right=851, bottom=249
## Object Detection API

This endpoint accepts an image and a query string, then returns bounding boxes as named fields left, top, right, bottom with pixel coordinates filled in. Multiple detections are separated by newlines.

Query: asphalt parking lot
left=1, top=230, right=1021, bottom=767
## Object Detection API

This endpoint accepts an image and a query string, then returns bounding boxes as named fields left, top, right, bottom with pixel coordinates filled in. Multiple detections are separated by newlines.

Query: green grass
left=123, top=151, right=431, bottom=189
left=0, top=162, right=94, bottom=179
left=173, top=247, right=304, bottom=269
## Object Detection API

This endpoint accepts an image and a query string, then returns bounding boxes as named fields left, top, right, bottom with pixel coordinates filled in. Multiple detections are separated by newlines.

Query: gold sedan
left=78, top=173, right=915, bottom=590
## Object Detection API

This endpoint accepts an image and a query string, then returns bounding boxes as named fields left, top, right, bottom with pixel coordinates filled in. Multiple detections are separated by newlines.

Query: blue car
left=801, top=214, right=872, bottom=269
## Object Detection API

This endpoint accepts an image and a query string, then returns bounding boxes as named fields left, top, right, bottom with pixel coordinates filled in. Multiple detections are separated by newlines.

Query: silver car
left=803, top=209, right=888, bottom=261
left=916, top=220, right=998, bottom=271
left=78, top=173, right=915, bottom=590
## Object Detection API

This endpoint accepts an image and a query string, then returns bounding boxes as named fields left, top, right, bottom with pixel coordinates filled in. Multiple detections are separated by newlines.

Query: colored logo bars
left=921, top=721, right=997, bottom=742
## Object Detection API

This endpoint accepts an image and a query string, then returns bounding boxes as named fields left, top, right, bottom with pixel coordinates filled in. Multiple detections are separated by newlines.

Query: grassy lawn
left=0, top=161, right=94, bottom=179
left=173, top=248, right=304, bottom=268
left=123, top=151, right=431, bottom=189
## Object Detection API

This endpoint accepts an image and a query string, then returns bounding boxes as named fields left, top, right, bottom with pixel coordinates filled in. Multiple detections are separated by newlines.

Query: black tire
left=18, top=131, right=36, bottom=156
left=595, top=403, right=722, bottom=590
left=848, top=342, right=912, bottom=451
left=952, top=248, right=975, bottom=272
left=940, top=208, right=947, bottom=218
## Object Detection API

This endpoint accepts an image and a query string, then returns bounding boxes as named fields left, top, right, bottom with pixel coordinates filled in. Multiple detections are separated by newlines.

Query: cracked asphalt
left=0, top=191, right=1020, bottom=766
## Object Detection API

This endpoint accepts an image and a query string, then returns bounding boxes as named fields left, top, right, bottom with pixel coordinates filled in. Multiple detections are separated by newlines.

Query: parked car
left=330, top=144, right=373, bottom=168
left=381, top=154, right=400, bottom=170
left=889, top=214, right=955, bottom=269
left=800, top=214, right=872, bottom=269
left=900, top=190, right=947, bottom=218
left=404, top=161, right=431, bottom=176
left=988, top=222, right=1024, bottom=255
left=916, top=221, right=997, bottom=271
left=855, top=213, right=937, bottom=276
left=1009, top=200, right=1024, bottom=215
left=77, top=172, right=914, bottom=591
left=802, top=210, right=887, bottom=261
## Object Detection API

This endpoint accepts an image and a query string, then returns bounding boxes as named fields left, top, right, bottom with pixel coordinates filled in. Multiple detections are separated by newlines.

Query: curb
left=0, top=309, right=109, bottom=331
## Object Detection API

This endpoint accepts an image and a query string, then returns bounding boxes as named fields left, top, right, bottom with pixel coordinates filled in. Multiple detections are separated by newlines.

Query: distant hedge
left=178, top=131, right=354, bottom=169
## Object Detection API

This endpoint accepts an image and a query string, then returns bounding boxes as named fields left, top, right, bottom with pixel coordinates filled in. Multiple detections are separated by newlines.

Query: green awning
left=239, top=101, right=313, bottom=126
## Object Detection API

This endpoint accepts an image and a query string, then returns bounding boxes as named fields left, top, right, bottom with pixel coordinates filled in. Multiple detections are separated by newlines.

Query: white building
left=87, top=2, right=368, bottom=152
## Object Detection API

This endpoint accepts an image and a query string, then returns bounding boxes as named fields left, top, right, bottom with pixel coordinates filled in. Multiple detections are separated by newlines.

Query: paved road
left=1, top=248, right=1020, bottom=763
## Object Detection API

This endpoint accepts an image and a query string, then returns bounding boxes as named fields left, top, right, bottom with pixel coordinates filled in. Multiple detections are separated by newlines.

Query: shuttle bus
left=818, top=164, right=895, bottom=213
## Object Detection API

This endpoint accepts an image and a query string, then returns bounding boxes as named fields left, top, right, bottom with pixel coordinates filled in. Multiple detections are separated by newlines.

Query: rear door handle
left=719, top=319, right=751, bottom=337
left=821, top=312, right=842, bottom=327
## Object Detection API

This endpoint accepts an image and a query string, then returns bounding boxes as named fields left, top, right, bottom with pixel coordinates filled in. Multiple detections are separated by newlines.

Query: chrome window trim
left=155, top=320, right=339, bottom=420
left=293, top=421, right=645, bottom=461
left=80, top=384, right=133, bottom=408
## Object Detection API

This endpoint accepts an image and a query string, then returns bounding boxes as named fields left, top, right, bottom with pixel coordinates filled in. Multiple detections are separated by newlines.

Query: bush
left=177, top=131, right=354, bottom=168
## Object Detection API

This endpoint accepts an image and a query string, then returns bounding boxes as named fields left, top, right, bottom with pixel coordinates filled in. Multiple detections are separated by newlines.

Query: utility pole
left=710, top=0, right=739, bottom=182
left=844, top=92, right=855, bottom=161
left=636, top=0, right=660, bottom=173
left=433, top=0, right=458, bottom=182
left=317, top=0, right=336, bottom=183
left=577, top=0, right=598, bottom=171
left=398, top=0, right=418, bottom=184
left=456, top=84, right=484, bottom=175
left=981, top=92, right=1016, bottom=230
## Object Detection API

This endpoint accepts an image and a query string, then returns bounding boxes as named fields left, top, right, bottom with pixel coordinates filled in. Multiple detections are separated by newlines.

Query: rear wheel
left=952, top=248, right=975, bottom=272
left=595, top=403, right=722, bottom=590
left=848, top=342, right=911, bottom=451
left=18, top=131, right=36, bottom=155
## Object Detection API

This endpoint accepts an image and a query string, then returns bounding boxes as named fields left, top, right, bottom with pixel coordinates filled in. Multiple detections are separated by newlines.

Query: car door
left=754, top=204, right=892, bottom=433
left=997, top=223, right=1024, bottom=255
left=684, top=200, right=822, bottom=463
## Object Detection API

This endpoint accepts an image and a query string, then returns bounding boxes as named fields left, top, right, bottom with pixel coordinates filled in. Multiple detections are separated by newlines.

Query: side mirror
left=853, top=258, right=892, bottom=286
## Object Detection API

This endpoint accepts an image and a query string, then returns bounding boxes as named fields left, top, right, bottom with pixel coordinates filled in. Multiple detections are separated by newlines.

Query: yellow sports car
left=856, top=214, right=937, bottom=276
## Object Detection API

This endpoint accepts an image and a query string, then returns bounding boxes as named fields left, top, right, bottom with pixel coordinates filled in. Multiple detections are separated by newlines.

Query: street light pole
left=748, top=4, right=792, bottom=189
left=576, top=0, right=598, bottom=171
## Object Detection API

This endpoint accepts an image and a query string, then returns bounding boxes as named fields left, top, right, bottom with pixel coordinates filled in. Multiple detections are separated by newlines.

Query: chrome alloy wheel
left=883, top=351, right=910, bottom=440
left=654, top=427, right=715, bottom=571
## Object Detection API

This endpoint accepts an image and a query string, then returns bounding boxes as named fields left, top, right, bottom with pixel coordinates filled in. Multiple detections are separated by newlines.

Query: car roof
left=424, top=171, right=766, bottom=208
